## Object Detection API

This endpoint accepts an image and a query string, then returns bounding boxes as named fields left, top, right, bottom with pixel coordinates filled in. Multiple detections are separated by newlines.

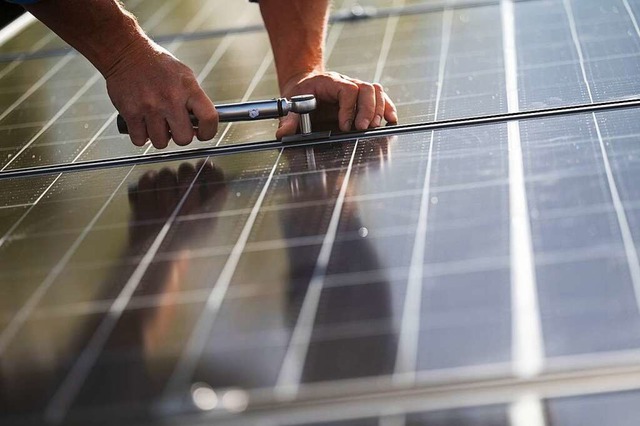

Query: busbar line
left=0, top=167, right=134, bottom=355
left=622, top=0, right=640, bottom=41
left=161, top=149, right=283, bottom=402
left=564, top=0, right=640, bottom=314
left=44, top=158, right=212, bottom=424
left=0, top=174, right=61, bottom=249
left=509, top=393, right=548, bottom=426
left=0, top=33, right=56, bottom=81
left=394, top=6, right=452, bottom=382
left=0, top=54, right=74, bottom=124
left=3, top=96, right=640, bottom=181
left=214, top=51, right=273, bottom=146
left=1, top=73, right=103, bottom=171
left=374, top=0, right=405, bottom=83
left=275, top=141, right=360, bottom=400
left=501, top=0, right=544, bottom=381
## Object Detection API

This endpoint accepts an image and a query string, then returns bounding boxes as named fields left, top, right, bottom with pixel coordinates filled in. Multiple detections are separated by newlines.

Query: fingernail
left=373, top=115, right=382, bottom=127
left=344, top=119, right=353, bottom=130
left=357, top=118, right=370, bottom=130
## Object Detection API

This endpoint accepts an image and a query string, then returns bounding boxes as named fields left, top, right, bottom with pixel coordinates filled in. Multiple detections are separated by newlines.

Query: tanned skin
left=24, top=0, right=398, bottom=148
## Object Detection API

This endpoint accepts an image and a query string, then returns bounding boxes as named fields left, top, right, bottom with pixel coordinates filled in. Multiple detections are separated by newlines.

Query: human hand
left=276, top=71, right=398, bottom=139
left=106, top=39, right=219, bottom=149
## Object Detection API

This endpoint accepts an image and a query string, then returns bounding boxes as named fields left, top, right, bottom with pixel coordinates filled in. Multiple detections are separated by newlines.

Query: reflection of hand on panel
left=126, top=160, right=228, bottom=357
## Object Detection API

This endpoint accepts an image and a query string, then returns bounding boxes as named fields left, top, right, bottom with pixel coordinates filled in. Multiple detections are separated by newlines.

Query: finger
left=371, top=83, right=386, bottom=128
left=188, top=90, right=218, bottom=141
left=276, top=114, right=299, bottom=140
left=353, top=82, right=376, bottom=130
left=312, top=75, right=359, bottom=131
left=335, top=80, right=359, bottom=131
left=382, top=91, right=398, bottom=124
left=125, top=116, right=149, bottom=147
left=167, top=110, right=196, bottom=146
left=146, top=116, right=171, bottom=149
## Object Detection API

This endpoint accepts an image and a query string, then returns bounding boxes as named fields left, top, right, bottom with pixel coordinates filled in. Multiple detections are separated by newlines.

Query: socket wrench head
left=289, top=95, right=317, bottom=114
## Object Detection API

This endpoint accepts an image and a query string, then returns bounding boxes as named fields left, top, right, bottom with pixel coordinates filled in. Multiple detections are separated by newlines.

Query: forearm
left=23, top=0, right=151, bottom=77
left=258, top=0, right=330, bottom=92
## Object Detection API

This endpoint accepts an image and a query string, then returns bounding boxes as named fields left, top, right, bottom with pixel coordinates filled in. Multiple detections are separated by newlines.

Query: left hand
left=276, top=71, right=398, bottom=139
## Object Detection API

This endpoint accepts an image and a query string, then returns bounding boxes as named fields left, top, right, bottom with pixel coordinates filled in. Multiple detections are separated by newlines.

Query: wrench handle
left=117, top=98, right=288, bottom=134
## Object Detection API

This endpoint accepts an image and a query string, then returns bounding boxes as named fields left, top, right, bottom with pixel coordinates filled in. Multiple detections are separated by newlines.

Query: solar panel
left=4, top=0, right=640, bottom=425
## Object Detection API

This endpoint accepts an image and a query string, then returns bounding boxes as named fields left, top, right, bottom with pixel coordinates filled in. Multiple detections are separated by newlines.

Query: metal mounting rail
left=2, top=97, right=640, bottom=180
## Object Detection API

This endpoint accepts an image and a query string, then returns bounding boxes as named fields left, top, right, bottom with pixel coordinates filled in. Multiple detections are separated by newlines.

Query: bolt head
left=290, top=94, right=317, bottom=114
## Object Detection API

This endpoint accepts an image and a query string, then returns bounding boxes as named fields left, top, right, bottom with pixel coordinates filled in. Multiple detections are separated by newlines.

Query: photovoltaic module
left=2, top=0, right=640, bottom=425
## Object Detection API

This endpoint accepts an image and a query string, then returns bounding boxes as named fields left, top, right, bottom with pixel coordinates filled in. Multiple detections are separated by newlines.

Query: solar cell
left=546, top=390, right=640, bottom=426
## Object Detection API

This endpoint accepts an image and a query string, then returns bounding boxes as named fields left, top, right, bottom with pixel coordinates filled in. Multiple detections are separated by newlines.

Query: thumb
left=276, top=114, right=299, bottom=140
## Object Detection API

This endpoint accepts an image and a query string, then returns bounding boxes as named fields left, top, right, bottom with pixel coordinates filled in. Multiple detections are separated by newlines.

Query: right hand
left=106, top=38, right=218, bottom=149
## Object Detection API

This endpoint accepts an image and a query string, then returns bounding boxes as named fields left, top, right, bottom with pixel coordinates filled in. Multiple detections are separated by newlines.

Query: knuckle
left=139, top=94, right=157, bottom=108
left=361, top=83, right=375, bottom=93
left=164, top=94, right=180, bottom=108
left=120, top=106, right=142, bottom=119
left=139, top=100, right=158, bottom=115
left=343, top=82, right=359, bottom=95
